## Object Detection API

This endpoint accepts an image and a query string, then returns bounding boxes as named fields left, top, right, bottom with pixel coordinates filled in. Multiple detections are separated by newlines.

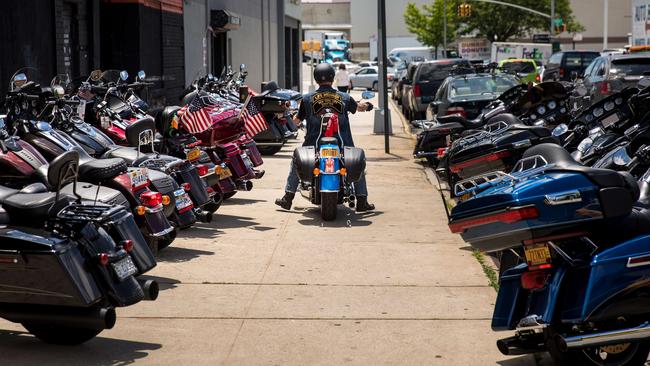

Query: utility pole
left=443, top=0, right=448, bottom=54
left=603, top=0, right=609, bottom=50
left=550, top=0, right=555, bottom=34
left=373, top=0, right=391, bottom=153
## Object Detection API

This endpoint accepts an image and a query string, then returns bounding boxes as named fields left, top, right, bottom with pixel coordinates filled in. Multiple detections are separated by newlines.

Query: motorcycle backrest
left=154, top=106, right=181, bottom=138
left=48, top=150, right=79, bottom=191
left=181, top=90, right=198, bottom=107
left=126, top=116, right=156, bottom=153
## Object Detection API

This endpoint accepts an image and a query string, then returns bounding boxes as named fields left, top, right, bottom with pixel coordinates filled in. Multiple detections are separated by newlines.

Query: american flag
left=241, top=95, right=268, bottom=138
left=178, top=93, right=219, bottom=134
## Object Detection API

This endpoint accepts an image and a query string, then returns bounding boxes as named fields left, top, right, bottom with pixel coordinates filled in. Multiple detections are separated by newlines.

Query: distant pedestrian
left=334, top=64, right=350, bottom=93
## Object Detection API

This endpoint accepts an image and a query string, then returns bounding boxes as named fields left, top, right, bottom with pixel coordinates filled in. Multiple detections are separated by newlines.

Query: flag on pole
left=240, top=95, right=268, bottom=138
left=177, top=93, right=218, bottom=134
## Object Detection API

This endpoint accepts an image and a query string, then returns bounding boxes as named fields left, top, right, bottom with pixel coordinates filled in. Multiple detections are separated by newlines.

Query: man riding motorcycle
left=275, top=63, right=375, bottom=212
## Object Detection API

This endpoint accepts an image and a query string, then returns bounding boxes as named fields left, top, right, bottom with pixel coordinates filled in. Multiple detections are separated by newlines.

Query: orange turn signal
left=215, top=165, right=223, bottom=174
left=135, top=205, right=146, bottom=215
left=162, top=195, right=171, bottom=205
left=313, top=168, right=320, bottom=176
left=340, top=168, right=347, bottom=175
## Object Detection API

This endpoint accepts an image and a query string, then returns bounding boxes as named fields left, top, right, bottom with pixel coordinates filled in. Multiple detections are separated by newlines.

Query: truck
left=304, top=30, right=350, bottom=62
left=490, top=42, right=553, bottom=65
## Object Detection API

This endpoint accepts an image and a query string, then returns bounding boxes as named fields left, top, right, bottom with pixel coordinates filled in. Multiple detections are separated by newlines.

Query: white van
left=388, top=47, right=434, bottom=62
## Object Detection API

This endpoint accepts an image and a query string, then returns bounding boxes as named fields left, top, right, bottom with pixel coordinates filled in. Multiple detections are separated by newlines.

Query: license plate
left=219, top=166, right=232, bottom=179
left=173, top=188, right=193, bottom=210
left=524, top=244, right=552, bottom=267
left=241, top=153, right=253, bottom=169
left=321, top=148, right=339, bottom=158
left=186, top=148, right=201, bottom=162
left=129, top=168, right=149, bottom=189
left=112, top=256, right=137, bottom=281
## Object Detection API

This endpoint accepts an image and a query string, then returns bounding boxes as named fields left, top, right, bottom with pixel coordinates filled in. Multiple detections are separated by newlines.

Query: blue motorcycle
left=450, top=143, right=650, bottom=365
left=292, top=91, right=373, bottom=220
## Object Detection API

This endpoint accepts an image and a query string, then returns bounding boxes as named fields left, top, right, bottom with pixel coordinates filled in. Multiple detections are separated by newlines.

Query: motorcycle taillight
left=521, top=270, right=550, bottom=290
left=140, top=191, right=163, bottom=207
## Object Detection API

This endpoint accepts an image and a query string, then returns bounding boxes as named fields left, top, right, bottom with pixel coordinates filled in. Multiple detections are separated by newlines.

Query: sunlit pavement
left=0, top=65, right=549, bottom=365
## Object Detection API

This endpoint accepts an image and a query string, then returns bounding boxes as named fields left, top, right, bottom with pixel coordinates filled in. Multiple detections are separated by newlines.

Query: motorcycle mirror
left=638, top=77, right=650, bottom=89
left=11, top=73, right=27, bottom=90
left=570, top=70, right=579, bottom=82
left=89, top=70, right=102, bottom=81
left=207, top=73, right=215, bottom=81
left=552, top=123, right=569, bottom=136
left=120, top=70, right=129, bottom=81
left=137, top=70, right=146, bottom=81
left=240, top=63, right=246, bottom=72
left=361, top=91, right=375, bottom=99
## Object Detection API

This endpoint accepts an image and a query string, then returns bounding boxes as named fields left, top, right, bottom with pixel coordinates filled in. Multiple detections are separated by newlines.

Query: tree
left=404, top=1, right=459, bottom=52
left=463, top=0, right=584, bottom=41
left=404, top=0, right=585, bottom=45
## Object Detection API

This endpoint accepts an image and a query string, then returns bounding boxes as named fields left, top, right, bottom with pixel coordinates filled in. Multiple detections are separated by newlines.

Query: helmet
left=314, top=63, right=335, bottom=83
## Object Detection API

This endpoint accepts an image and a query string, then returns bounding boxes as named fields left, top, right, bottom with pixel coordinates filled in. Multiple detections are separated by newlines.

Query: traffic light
left=458, top=3, right=471, bottom=17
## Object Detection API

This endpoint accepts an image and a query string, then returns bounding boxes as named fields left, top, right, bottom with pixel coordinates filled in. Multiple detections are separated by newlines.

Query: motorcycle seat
left=0, top=186, right=18, bottom=203
left=437, top=115, right=483, bottom=129
left=78, top=158, right=128, bottom=182
left=102, top=146, right=149, bottom=165
left=319, top=137, right=339, bottom=146
left=523, top=144, right=640, bottom=197
left=2, top=192, right=60, bottom=223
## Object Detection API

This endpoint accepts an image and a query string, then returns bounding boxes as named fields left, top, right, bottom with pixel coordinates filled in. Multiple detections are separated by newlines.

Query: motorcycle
left=449, top=142, right=650, bottom=365
left=291, top=91, right=373, bottom=221
left=0, top=150, right=158, bottom=345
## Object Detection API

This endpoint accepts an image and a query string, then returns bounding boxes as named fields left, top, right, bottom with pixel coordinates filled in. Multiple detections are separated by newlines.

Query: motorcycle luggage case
left=449, top=172, right=605, bottom=253
left=63, top=183, right=129, bottom=208
left=0, top=229, right=103, bottom=306
left=221, top=143, right=255, bottom=180
left=239, top=137, right=263, bottom=167
left=343, top=147, right=366, bottom=183
left=293, top=146, right=316, bottom=181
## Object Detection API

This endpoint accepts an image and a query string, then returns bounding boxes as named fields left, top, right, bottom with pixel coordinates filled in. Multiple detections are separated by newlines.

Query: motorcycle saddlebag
left=293, top=146, right=316, bottom=181
left=239, top=137, right=264, bottom=167
left=343, top=147, right=366, bottom=183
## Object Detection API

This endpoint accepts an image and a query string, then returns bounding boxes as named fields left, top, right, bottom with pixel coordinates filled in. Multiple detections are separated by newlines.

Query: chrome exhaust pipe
left=496, top=336, right=543, bottom=356
left=193, top=208, right=213, bottom=223
left=0, top=305, right=116, bottom=330
left=557, top=322, right=650, bottom=351
left=237, top=180, right=253, bottom=191
left=137, top=279, right=160, bottom=301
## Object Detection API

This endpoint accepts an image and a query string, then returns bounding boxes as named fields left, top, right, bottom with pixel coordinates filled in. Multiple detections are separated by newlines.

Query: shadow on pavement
left=156, top=246, right=214, bottom=263
left=209, top=214, right=262, bottom=230
left=222, top=197, right=266, bottom=205
left=138, top=275, right=181, bottom=292
left=0, top=329, right=161, bottom=365
left=294, top=205, right=382, bottom=227
left=496, top=353, right=553, bottom=365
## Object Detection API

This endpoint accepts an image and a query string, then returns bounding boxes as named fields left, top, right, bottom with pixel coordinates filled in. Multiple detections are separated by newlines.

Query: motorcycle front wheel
left=321, top=192, right=338, bottom=221
left=22, top=323, right=102, bottom=345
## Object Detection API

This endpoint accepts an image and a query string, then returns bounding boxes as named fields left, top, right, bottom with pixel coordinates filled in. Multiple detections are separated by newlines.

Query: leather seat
left=319, top=137, right=339, bottom=146
left=102, top=146, right=145, bottom=165
left=78, top=158, right=128, bottom=182
left=436, top=115, right=483, bottom=129
left=2, top=192, right=59, bottom=223
left=523, top=143, right=639, bottom=196
left=0, top=186, right=18, bottom=204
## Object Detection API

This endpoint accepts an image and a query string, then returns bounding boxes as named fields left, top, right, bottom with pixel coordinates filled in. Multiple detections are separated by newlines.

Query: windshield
left=325, top=40, right=348, bottom=51
left=448, top=75, right=518, bottom=99
left=501, top=61, right=535, bottom=74
left=610, top=58, right=650, bottom=76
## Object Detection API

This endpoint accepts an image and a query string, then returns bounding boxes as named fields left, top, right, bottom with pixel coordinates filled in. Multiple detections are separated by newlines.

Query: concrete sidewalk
left=0, top=90, right=541, bottom=365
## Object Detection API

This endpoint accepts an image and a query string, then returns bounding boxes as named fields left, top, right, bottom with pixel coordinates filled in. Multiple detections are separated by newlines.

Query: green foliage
left=404, top=1, right=459, bottom=49
left=404, top=0, right=585, bottom=46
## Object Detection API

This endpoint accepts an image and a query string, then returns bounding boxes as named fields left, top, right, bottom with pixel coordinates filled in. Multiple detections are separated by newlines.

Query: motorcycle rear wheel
left=547, top=338, right=650, bottom=366
left=321, top=192, right=338, bottom=221
left=22, top=323, right=102, bottom=345
left=258, top=145, right=283, bottom=155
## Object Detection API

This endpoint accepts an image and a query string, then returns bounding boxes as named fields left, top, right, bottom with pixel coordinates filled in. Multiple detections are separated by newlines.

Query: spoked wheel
left=320, top=192, right=338, bottom=221
left=548, top=338, right=650, bottom=366
left=22, top=323, right=103, bottom=345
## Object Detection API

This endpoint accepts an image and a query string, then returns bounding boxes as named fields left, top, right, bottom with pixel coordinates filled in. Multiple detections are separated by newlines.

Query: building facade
left=183, top=0, right=302, bottom=93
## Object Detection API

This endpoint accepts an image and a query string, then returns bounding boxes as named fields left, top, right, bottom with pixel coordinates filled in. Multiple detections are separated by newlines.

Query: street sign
left=572, top=33, right=583, bottom=42
left=301, top=40, right=321, bottom=52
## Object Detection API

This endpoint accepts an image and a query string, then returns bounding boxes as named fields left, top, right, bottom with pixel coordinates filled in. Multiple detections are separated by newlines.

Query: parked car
left=400, top=62, right=421, bottom=117
left=357, top=61, right=378, bottom=68
left=425, top=73, right=519, bottom=120
left=405, top=59, right=472, bottom=120
left=542, top=50, right=600, bottom=81
left=498, top=58, right=540, bottom=84
left=575, top=54, right=650, bottom=107
left=349, top=66, right=395, bottom=91
left=391, top=59, right=409, bottom=103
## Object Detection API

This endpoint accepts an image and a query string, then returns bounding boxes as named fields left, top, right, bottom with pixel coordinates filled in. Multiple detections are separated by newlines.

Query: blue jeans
left=284, top=160, right=368, bottom=196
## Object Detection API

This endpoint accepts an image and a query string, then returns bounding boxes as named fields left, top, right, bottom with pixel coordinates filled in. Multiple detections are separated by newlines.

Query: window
left=610, top=58, right=650, bottom=76
left=501, top=61, right=535, bottom=74
left=448, top=75, right=518, bottom=98
left=595, top=60, right=606, bottom=76
left=549, top=53, right=562, bottom=65
left=366, top=68, right=378, bottom=74
left=418, top=61, right=469, bottom=82
left=582, top=53, right=599, bottom=67
left=564, top=53, right=582, bottom=67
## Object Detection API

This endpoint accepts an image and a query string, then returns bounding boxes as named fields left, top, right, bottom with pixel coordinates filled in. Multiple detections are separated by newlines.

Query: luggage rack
left=453, top=155, right=553, bottom=198
left=452, top=120, right=510, bottom=149
left=56, top=203, right=123, bottom=223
